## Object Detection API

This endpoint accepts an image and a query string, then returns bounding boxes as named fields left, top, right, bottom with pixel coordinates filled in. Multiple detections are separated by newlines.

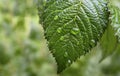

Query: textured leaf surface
left=110, top=6, right=120, bottom=42
left=99, top=2, right=120, bottom=61
left=39, top=0, right=109, bottom=73
left=100, top=3, right=120, bottom=60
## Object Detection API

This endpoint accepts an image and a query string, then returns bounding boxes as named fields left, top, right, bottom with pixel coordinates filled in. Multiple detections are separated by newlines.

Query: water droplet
left=68, top=60, right=71, bottom=63
left=57, top=27, right=62, bottom=33
left=90, top=39, right=96, bottom=47
left=73, top=28, right=79, bottom=31
left=71, top=28, right=80, bottom=35
left=64, top=52, right=68, bottom=57
left=91, top=39, right=95, bottom=43
left=66, top=59, right=71, bottom=67
left=98, top=34, right=100, bottom=37
left=54, top=15, right=58, bottom=20
left=60, top=36, right=64, bottom=41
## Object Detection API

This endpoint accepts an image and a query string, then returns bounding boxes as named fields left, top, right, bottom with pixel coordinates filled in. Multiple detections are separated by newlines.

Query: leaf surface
left=39, top=0, right=109, bottom=73
left=100, top=2, right=120, bottom=61
left=110, top=6, right=120, bottom=42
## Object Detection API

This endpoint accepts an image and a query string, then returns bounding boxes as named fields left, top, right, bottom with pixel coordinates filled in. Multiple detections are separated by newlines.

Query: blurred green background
left=0, top=0, right=120, bottom=76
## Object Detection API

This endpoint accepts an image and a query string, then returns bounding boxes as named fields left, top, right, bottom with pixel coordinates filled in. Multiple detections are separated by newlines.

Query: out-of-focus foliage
left=0, top=0, right=120, bottom=76
left=99, top=0, right=120, bottom=64
left=0, top=0, right=56, bottom=76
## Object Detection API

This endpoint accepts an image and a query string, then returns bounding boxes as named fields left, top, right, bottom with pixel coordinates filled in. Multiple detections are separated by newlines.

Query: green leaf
left=39, top=0, right=109, bottom=73
left=110, top=6, right=120, bottom=42
left=100, top=2, right=120, bottom=61
left=100, top=24, right=118, bottom=61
